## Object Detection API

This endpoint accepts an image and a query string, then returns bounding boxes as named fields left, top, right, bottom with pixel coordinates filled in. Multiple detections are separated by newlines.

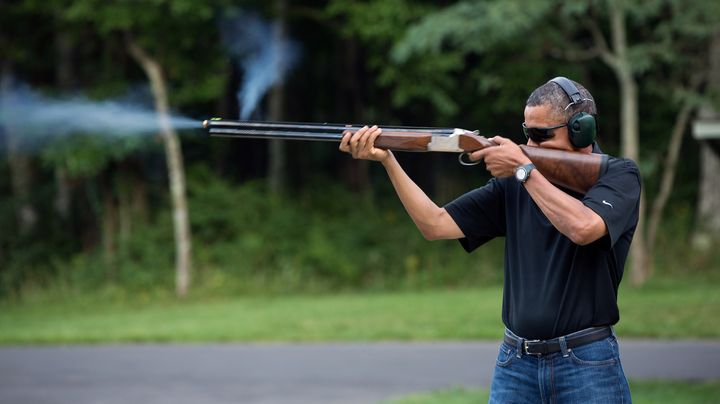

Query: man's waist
left=504, top=326, right=613, bottom=356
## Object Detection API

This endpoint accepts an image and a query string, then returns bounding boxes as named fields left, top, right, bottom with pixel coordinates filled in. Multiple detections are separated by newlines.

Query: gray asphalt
left=1, top=340, right=719, bottom=404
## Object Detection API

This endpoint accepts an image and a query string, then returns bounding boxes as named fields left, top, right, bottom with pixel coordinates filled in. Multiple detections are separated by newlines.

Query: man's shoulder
left=604, top=156, right=641, bottom=179
left=592, top=143, right=640, bottom=176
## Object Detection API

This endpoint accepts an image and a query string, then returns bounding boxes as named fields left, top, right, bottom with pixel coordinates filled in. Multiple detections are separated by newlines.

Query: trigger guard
left=458, top=153, right=480, bottom=166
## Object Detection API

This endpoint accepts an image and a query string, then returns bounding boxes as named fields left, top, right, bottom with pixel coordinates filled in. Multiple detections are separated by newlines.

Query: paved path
left=1, top=340, right=719, bottom=404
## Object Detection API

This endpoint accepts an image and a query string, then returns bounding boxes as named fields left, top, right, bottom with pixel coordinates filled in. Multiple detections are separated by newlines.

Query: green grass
left=616, top=276, right=720, bottom=338
left=0, top=275, right=718, bottom=344
left=384, top=380, right=720, bottom=403
left=386, top=386, right=490, bottom=404
left=0, top=289, right=503, bottom=344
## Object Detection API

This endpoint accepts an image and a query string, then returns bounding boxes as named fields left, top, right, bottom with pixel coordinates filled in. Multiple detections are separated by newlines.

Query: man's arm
left=340, top=126, right=464, bottom=240
left=473, top=137, right=607, bottom=245
left=523, top=170, right=607, bottom=245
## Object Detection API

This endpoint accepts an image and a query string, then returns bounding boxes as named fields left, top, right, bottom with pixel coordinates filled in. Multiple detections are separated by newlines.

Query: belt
left=504, top=326, right=612, bottom=356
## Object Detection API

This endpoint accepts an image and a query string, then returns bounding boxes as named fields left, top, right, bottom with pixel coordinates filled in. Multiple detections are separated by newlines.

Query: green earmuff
left=549, top=77, right=597, bottom=148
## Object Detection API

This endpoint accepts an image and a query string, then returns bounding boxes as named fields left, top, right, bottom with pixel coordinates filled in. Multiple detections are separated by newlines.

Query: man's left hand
left=469, top=136, right=532, bottom=178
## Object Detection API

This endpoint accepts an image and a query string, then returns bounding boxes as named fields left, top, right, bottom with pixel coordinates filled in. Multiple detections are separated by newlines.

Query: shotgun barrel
left=203, top=119, right=456, bottom=142
left=203, top=118, right=485, bottom=152
left=202, top=118, right=608, bottom=194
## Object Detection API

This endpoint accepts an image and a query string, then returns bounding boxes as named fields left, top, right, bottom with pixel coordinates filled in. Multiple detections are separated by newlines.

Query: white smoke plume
left=0, top=82, right=199, bottom=153
left=220, top=10, right=300, bottom=120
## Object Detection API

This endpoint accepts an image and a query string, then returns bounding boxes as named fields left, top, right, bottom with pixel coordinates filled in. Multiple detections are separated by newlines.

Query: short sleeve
left=444, top=178, right=507, bottom=252
left=582, top=158, right=641, bottom=249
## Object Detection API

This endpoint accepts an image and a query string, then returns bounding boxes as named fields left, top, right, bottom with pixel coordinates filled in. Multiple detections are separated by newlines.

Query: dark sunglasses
left=522, top=123, right=566, bottom=143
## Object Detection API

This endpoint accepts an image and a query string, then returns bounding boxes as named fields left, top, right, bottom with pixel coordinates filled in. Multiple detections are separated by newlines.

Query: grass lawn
left=0, top=275, right=718, bottom=344
left=385, top=380, right=720, bottom=403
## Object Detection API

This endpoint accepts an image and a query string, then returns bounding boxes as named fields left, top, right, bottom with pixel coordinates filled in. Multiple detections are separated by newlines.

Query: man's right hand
left=339, top=125, right=391, bottom=163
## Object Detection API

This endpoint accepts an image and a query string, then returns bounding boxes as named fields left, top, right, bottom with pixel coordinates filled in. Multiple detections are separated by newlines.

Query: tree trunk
left=117, top=166, right=133, bottom=244
left=127, top=38, right=192, bottom=298
left=101, top=177, right=118, bottom=278
left=116, top=159, right=148, bottom=243
left=692, top=144, right=720, bottom=249
left=1, top=64, right=38, bottom=236
left=646, top=101, right=694, bottom=266
left=603, top=1, right=649, bottom=285
left=54, top=29, right=75, bottom=219
left=55, top=28, right=75, bottom=89
left=692, top=29, right=720, bottom=249
left=267, top=0, right=288, bottom=195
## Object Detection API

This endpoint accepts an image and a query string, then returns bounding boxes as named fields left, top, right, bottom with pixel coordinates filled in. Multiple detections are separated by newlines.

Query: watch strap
left=516, top=163, right=535, bottom=183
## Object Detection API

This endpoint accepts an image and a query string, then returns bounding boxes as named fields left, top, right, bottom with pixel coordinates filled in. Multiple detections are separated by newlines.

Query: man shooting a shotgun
left=340, top=77, right=640, bottom=402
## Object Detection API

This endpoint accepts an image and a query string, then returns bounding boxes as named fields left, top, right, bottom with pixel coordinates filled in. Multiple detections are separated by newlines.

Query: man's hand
left=339, top=125, right=391, bottom=163
left=469, top=136, right=532, bottom=177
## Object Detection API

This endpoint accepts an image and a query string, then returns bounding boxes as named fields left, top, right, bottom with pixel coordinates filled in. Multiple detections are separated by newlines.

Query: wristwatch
left=514, top=163, right=535, bottom=184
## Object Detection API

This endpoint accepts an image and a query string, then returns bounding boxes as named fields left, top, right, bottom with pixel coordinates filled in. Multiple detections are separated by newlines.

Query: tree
left=692, top=29, right=720, bottom=249
left=126, top=39, right=192, bottom=296
left=0, top=2, right=42, bottom=236
left=576, top=0, right=719, bottom=282
left=0, top=68, right=38, bottom=236
left=61, top=0, right=230, bottom=297
left=372, top=0, right=720, bottom=284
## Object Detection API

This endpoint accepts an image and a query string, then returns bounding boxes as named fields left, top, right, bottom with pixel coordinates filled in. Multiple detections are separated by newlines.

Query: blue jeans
left=489, top=329, right=631, bottom=403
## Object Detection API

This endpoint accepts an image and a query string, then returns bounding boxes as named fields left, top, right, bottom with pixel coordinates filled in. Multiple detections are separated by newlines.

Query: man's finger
left=369, top=127, right=383, bottom=147
left=472, top=148, right=492, bottom=161
left=489, top=136, right=510, bottom=145
left=361, top=125, right=378, bottom=143
left=359, top=128, right=371, bottom=149
left=351, top=126, right=368, bottom=144
left=340, top=131, right=352, bottom=152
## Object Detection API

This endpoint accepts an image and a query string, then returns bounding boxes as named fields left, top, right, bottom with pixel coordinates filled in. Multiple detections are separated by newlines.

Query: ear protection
left=549, top=77, right=597, bottom=148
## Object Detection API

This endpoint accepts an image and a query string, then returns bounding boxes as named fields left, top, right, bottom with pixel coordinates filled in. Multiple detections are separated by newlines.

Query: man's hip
left=490, top=327, right=632, bottom=403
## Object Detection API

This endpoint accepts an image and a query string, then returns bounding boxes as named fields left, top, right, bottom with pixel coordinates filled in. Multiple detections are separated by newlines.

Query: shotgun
left=203, top=118, right=609, bottom=194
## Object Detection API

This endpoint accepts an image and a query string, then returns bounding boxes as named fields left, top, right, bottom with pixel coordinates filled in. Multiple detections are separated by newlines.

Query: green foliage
left=0, top=166, right=501, bottom=299
left=326, top=0, right=466, bottom=118
left=2, top=160, right=717, bottom=300
left=2, top=0, right=720, bottom=300
left=327, top=0, right=573, bottom=123
left=41, top=214, right=176, bottom=295
left=59, top=0, right=231, bottom=106
left=41, top=134, right=155, bottom=177
left=391, top=0, right=554, bottom=61
left=186, top=166, right=504, bottom=293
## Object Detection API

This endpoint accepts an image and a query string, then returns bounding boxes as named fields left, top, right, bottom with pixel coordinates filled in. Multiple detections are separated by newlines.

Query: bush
left=16, top=164, right=719, bottom=300
left=186, top=167, right=504, bottom=294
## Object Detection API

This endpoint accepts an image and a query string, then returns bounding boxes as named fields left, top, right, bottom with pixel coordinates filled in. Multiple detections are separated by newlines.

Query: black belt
left=504, top=326, right=613, bottom=356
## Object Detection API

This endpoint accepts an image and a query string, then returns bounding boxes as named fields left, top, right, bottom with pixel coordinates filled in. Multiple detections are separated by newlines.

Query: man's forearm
left=381, top=152, right=463, bottom=240
left=523, top=170, right=606, bottom=245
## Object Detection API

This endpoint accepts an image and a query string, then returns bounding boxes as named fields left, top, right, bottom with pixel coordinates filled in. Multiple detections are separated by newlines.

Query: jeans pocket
left=496, top=342, right=517, bottom=367
left=568, top=337, right=618, bottom=366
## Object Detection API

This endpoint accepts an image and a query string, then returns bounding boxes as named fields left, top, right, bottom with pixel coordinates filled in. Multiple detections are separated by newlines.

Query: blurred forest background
left=1, top=0, right=719, bottom=301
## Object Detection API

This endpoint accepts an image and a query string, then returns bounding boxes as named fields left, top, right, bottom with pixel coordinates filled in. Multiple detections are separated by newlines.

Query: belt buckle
left=523, top=339, right=542, bottom=356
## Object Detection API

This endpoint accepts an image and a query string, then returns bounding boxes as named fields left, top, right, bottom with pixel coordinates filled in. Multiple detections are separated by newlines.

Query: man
left=340, top=77, right=640, bottom=402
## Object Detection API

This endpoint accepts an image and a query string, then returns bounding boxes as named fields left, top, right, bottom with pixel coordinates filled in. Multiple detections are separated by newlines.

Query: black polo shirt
left=444, top=152, right=641, bottom=340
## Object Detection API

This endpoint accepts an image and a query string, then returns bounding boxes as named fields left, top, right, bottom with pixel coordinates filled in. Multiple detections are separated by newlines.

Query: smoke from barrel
left=0, top=83, right=199, bottom=152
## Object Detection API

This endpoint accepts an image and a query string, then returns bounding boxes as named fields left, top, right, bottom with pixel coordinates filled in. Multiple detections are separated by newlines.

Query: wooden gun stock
left=204, top=119, right=609, bottom=194
left=518, top=145, right=608, bottom=194
left=371, top=130, right=608, bottom=194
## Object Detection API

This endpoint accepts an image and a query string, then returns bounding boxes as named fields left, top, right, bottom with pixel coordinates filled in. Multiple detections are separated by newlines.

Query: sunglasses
left=522, top=123, right=566, bottom=143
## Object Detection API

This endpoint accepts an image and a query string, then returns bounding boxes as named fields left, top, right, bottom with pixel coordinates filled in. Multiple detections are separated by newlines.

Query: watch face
left=515, top=167, right=527, bottom=182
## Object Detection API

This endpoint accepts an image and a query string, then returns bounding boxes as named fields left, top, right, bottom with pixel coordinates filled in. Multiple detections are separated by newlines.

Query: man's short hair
left=526, top=79, right=597, bottom=122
